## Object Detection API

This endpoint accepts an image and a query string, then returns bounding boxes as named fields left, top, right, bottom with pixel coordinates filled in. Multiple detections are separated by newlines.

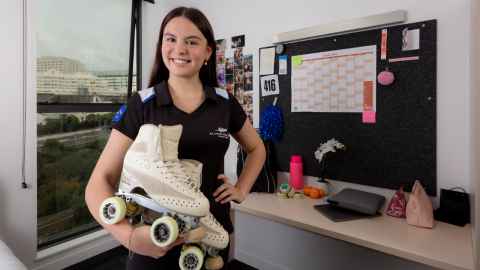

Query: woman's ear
left=206, top=46, right=213, bottom=61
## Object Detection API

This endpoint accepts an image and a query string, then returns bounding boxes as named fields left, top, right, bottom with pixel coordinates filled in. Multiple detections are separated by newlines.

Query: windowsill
left=35, top=229, right=113, bottom=261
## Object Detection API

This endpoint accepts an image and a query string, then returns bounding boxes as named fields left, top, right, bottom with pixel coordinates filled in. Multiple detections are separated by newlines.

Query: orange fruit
left=303, top=186, right=313, bottom=196
left=309, top=188, right=322, bottom=198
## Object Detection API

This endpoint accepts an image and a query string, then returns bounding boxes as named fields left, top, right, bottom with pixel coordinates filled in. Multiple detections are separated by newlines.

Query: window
left=36, top=0, right=145, bottom=248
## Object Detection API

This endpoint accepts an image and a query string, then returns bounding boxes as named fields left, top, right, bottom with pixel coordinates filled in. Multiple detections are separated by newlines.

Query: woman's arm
left=214, top=120, right=266, bottom=203
left=233, top=120, right=266, bottom=199
left=85, top=129, right=133, bottom=248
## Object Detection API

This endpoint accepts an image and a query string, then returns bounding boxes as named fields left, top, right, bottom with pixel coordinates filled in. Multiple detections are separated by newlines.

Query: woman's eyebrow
left=164, top=32, right=202, bottom=41
left=185, top=35, right=201, bottom=40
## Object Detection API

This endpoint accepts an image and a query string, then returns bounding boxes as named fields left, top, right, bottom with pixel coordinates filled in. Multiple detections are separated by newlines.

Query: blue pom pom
left=260, top=104, right=283, bottom=141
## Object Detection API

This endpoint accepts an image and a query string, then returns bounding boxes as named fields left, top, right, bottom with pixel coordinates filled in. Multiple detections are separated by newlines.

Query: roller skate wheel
left=99, top=196, right=126, bottom=225
left=150, top=216, right=179, bottom=247
left=185, top=226, right=207, bottom=243
left=179, top=245, right=204, bottom=270
left=205, top=255, right=224, bottom=270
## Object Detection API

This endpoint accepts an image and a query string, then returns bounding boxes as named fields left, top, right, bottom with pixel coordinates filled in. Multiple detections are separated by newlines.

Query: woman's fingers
left=215, top=186, right=234, bottom=202
left=213, top=183, right=229, bottom=197
left=220, top=194, right=235, bottom=204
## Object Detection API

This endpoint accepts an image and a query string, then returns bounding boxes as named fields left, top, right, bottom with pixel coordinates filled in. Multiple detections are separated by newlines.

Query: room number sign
left=261, top=74, right=280, bottom=96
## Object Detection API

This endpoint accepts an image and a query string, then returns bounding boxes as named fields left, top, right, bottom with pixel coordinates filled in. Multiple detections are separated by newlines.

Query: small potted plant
left=314, top=138, right=346, bottom=194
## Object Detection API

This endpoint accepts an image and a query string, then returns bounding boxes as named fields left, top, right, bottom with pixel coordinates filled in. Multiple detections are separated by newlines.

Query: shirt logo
left=209, top=127, right=229, bottom=139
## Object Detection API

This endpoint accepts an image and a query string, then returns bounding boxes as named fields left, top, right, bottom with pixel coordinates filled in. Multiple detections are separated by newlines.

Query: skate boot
left=99, top=124, right=210, bottom=248
left=177, top=160, right=229, bottom=270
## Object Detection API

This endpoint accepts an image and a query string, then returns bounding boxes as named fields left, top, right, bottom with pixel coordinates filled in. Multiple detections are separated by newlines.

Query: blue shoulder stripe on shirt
left=215, top=88, right=229, bottom=100
left=112, top=104, right=127, bottom=123
left=138, top=87, right=155, bottom=103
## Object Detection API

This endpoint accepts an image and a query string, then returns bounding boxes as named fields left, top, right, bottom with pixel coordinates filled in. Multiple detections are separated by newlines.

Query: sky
left=37, top=0, right=133, bottom=72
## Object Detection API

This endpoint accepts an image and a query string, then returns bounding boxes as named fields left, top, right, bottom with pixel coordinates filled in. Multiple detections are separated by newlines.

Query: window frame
left=36, top=0, right=154, bottom=250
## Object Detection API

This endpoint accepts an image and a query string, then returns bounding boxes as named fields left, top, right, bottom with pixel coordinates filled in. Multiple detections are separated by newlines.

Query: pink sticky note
left=362, top=111, right=376, bottom=124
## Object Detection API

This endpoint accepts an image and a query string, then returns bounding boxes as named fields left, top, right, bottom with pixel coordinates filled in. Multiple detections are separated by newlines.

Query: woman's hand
left=213, top=174, right=247, bottom=204
left=128, top=225, right=184, bottom=259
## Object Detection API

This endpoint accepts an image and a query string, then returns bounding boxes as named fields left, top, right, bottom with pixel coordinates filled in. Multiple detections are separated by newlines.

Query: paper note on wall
left=362, top=111, right=376, bottom=123
left=292, top=56, right=303, bottom=67
left=380, top=29, right=388, bottom=60
left=363, top=81, right=373, bottom=111
left=291, top=45, right=377, bottom=113
left=279, top=55, right=288, bottom=75
left=261, top=75, right=280, bottom=96
left=260, top=47, right=275, bottom=75
left=402, top=28, right=420, bottom=51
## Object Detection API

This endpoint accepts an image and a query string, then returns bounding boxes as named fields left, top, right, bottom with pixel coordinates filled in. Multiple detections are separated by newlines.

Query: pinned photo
left=243, top=54, right=253, bottom=72
left=234, top=85, right=244, bottom=103
left=402, top=28, right=420, bottom=51
left=243, top=92, right=253, bottom=106
left=217, top=65, right=225, bottom=87
left=243, top=92, right=254, bottom=124
left=216, top=39, right=226, bottom=52
left=234, top=48, right=243, bottom=66
left=216, top=53, right=225, bottom=65
left=234, top=69, right=244, bottom=85
left=225, top=58, right=234, bottom=74
left=244, top=72, right=253, bottom=91
left=225, top=74, right=234, bottom=94
left=231, top=34, right=245, bottom=48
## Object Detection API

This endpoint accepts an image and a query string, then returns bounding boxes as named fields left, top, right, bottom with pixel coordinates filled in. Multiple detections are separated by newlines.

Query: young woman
left=84, top=6, right=265, bottom=269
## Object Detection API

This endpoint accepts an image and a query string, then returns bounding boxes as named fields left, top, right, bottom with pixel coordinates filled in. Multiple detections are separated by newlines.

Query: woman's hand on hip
left=213, top=174, right=247, bottom=204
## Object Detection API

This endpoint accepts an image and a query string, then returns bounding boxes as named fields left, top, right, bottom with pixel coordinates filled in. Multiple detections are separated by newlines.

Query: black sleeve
left=228, top=93, right=247, bottom=134
left=111, top=93, right=143, bottom=140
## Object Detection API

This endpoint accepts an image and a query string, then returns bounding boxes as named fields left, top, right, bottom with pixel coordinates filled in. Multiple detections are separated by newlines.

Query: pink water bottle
left=289, top=155, right=304, bottom=190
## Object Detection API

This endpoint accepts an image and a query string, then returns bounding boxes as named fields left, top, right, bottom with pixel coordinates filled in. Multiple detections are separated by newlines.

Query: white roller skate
left=177, top=160, right=230, bottom=270
left=99, top=124, right=210, bottom=250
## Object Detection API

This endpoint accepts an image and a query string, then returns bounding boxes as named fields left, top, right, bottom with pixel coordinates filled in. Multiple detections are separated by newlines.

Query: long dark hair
left=148, top=7, right=218, bottom=88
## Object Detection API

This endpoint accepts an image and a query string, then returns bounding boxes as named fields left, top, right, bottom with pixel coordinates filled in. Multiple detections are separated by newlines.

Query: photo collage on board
left=216, top=35, right=253, bottom=124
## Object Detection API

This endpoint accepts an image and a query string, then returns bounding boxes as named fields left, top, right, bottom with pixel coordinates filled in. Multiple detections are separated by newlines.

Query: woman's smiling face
left=161, top=16, right=212, bottom=80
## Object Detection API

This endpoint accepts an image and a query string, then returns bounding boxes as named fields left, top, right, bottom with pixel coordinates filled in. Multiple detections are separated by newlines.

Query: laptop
left=326, top=188, right=386, bottom=215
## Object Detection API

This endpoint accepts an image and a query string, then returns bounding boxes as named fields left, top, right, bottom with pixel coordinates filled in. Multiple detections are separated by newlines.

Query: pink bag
left=386, top=186, right=406, bottom=218
left=406, top=180, right=435, bottom=228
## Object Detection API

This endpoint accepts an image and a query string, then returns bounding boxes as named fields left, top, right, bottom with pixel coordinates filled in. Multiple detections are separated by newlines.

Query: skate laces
left=156, top=160, right=200, bottom=192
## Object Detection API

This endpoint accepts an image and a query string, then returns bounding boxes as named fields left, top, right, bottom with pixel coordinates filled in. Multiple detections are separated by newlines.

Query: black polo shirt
left=112, top=81, right=246, bottom=233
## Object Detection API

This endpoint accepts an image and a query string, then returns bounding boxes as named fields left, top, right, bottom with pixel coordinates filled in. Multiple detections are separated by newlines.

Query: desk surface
left=232, top=193, right=473, bottom=270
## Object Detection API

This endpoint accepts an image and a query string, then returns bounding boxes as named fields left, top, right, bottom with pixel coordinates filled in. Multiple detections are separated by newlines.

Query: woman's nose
left=174, top=41, right=187, bottom=54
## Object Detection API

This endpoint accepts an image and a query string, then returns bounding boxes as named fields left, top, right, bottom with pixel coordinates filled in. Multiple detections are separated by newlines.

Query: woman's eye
left=186, top=40, right=198, bottom=46
left=164, top=37, right=175, bottom=43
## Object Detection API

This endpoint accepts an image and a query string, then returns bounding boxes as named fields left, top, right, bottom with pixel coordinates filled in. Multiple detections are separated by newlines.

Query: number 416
left=264, top=79, right=276, bottom=91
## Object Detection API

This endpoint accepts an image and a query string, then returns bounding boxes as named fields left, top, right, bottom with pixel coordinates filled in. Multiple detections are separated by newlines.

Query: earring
left=204, top=60, right=208, bottom=66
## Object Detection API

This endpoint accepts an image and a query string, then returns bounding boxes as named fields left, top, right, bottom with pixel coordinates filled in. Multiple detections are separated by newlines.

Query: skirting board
left=235, top=249, right=289, bottom=270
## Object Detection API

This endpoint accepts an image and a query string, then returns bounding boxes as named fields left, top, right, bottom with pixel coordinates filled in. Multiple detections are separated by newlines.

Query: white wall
left=470, top=0, right=480, bottom=267
left=0, top=0, right=37, bottom=268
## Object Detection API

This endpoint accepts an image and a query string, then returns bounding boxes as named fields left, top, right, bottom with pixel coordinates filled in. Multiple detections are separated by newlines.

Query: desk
left=232, top=193, right=473, bottom=270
